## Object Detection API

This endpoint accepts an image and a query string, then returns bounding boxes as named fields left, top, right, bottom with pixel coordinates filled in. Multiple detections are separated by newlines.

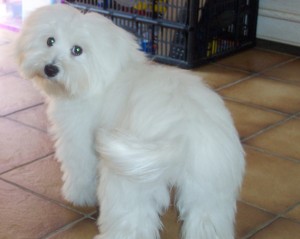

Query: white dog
left=16, top=4, right=245, bottom=239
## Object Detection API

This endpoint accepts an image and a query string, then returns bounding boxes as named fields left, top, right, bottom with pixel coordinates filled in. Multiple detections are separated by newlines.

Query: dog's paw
left=62, top=182, right=98, bottom=207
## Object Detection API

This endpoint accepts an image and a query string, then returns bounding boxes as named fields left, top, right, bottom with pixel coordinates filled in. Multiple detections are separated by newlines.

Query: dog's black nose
left=44, top=64, right=59, bottom=77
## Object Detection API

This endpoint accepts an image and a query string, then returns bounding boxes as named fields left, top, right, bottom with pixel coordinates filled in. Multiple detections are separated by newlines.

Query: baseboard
left=256, top=38, right=300, bottom=56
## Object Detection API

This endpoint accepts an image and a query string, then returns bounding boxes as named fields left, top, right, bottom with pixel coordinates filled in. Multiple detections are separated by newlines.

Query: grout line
left=280, top=217, right=300, bottom=225
left=238, top=200, right=276, bottom=216
left=0, top=152, right=55, bottom=176
left=0, top=70, right=18, bottom=78
left=216, top=55, right=299, bottom=91
left=215, top=73, right=259, bottom=91
left=243, top=144, right=300, bottom=164
left=212, top=61, right=254, bottom=73
left=241, top=114, right=297, bottom=143
left=258, top=56, right=299, bottom=74
left=2, top=102, right=45, bottom=117
left=242, top=216, right=279, bottom=239
left=243, top=201, right=300, bottom=238
left=215, top=55, right=298, bottom=92
left=222, top=96, right=291, bottom=116
left=5, top=116, right=48, bottom=133
left=0, top=177, right=96, bottom=217
left=295, top=112, right=300, bottom=118
left=281, top=201, right=300, bottom=224
left=262, top=75, right=300, bottom=86
left=41, top=206, right=99, bottom=238
left=85, top=211, right=99, bottom=221
left=41, top=217, right=89, bottom=239
left=210, top=62, right=253, bottom=74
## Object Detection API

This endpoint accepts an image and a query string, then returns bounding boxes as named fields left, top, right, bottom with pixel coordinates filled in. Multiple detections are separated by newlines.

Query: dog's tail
left=97, top=130, right=182, bottom=183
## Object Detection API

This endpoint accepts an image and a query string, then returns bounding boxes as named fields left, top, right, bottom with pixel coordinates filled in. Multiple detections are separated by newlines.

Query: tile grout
left=241, top=200, right=300, bottom=239
left=4, top=116, right=48, bottom=133
left=2, top=102, right=45, bottom=117
left=0, top=176, right=97, bottom=217
left=242, top=112, right=299, bottom=143
left=241, top=115, right=293, bottom=143
left=281, top=201, right=300, bottom=224
left=210, top=61, right=253, bottom=74
left=243, top=144, right=300, bottom=164
left=242, top=216, right=279, bottom=239
left=0, top=70, right=18, bottom=78
left=222, top=96, right=291, bottom=117
left=215, top=73, right=258, bottom=91
left=238, top=200, right=276, bottom=216
left=0, top=152, right=55, bottom=176
left=262, top=74, right=300, bottom=86
left=41, top=216, right=97, bottom=239
left=214, top=54, right=300, bottom=92
left=214, top=53, right=298, bottom=77
left=258, top=56, right=299, bottom=74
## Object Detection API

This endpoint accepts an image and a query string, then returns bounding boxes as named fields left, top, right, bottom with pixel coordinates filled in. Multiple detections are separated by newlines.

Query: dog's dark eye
left=47, top=37, right=55, bottom=47
left=71, top=45, right=83, bottom=56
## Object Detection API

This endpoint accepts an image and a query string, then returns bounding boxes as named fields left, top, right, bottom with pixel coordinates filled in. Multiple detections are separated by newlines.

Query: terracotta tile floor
left=0, top=28, right=300, bottom=239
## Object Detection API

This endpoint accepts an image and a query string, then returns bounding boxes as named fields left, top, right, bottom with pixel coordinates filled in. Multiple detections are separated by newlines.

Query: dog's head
left=15, top=4, right=143, bottom=98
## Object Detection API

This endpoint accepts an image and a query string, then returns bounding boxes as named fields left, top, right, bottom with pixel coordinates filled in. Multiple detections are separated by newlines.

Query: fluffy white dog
left=16, top=4, right=245, bottom=239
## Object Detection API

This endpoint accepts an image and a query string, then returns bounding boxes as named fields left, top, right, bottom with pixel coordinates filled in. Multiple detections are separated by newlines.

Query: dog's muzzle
left=44, top=64, right=59, bottom=78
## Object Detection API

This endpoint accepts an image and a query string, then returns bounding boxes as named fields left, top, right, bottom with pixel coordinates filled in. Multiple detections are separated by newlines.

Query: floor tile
left=285, top=204, right=300, bottom=222
left=0, top=74, right=43, bottom=116
left=235, top=202, right=275, bottom=239
left=192, top=64, right=249, bottom=89
left=225, top=100, right=286, bottom=139
left=1, top=155, right=96, bottom=214
left=0, top=29, right=17, bottom=75
left=241, top=148, right=300, bottom=214
left=0, top=179, right=82, bottom=239
left=219, top=76, right=300, bottom=114
left=48, top=219, right=98, bottom=239
left=250, top=218, right=300, bottom=239
left=161, top=205, right=181, bottom=239
left=0, top=118, right=53, bottom=173
left=217, top=49, right=293, bottom=72
left=245, top=118, right=300, bottom=161
left=7, top=103, right=48, bottom=131
left=263, top=58, right=300, bottom=84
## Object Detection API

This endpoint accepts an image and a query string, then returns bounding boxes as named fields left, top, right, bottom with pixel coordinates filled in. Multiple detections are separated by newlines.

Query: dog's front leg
left=55, top=133, right=99, bottom=207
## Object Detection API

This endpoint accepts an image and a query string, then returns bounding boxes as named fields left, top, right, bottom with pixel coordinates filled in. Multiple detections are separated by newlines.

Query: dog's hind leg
left=94, top=131, right=178, bottom=239
left=175, top=130, right=244, bottom=239
left=95, top=164, right=170, bottom=239
left=176, top=177, right=237, bottom=239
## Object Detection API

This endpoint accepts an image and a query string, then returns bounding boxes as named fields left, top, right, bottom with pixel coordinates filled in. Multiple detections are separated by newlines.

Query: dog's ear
left=84, top=12, right=146, bottom=76
left=13, top=26, right=35, bottom=80
left=13, top=27, right=30, bottom=80
left=14, top=33, right=24, bottom=71
left=13, top=7, right=39, bottom=79
left=0, top=31, right=17, bottom=75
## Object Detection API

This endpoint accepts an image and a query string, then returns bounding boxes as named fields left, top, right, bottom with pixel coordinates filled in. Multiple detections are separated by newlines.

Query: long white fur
left=16, top=4, right=245, bottom=239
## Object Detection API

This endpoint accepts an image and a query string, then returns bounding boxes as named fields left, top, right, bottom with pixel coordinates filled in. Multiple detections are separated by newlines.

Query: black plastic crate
left=63, top=0, right=259, bottom=68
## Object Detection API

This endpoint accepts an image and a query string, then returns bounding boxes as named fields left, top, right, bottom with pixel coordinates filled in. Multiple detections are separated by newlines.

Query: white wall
left=257, top=0, right=300, bottom=47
